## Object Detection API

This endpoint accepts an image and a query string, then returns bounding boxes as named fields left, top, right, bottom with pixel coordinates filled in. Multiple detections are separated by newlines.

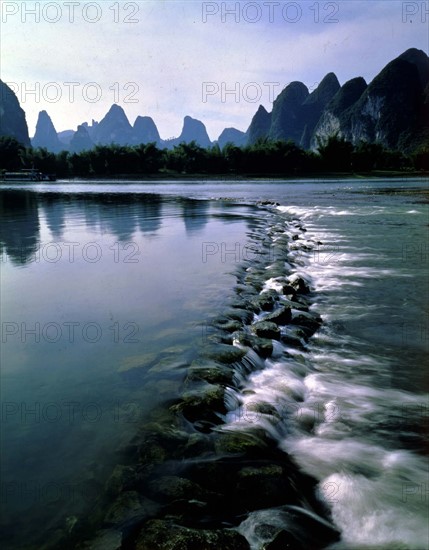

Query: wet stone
left=282, top=284, right=297, bottom=299
left=212, top=319, right=243, bottom=333
left=263, top=305, right=292, bottom=325
left=234, top=331, right=273, bottom=358
left=137, top=425, right=190, bottom=469
left=265, top=530, right=305, bottom=549
left=183, top=433, right=213, bottom=457
left=291, top=313, right=322, bottom=336
left=251, top=321, right=281, bottom=340
left=135, top=519, right=250, bottom=550
left=170, top=384, right=226, bottom=424
left=201, top=343, right=247, bottom=364
left=104, top=491, right=158, bottom=528
left=268, top=507, right=341, bottom=549
left=282, top=298, right=309, bottom=311
left=84, top=529, right=122, bottom=550
left=214, top=429, right=269, bottom=456
left=236, top=464, right=293, bottom=508
left=148, top=476, right=207, bottom=503
left=234, top=284, right=259, bottom=298
left=229, top=296, right=259, bottom=312
left=187, top=363, right=235, bottom=386
left=281, top=332, right=306, bottom=348
left=205, top=332, right=234, bottom=345
left=252, top=290, right=278, bottom=311
left=265, top=267, right=287, bottom=279
left=104, top=465, right=136, bottom=497
left=244, top=274, right=264, bottom=292
left=290, top=277, right=311, bottom=294
left=246, top=401, right=279, bottom=419
left=221, top=308, right=255, bottom=324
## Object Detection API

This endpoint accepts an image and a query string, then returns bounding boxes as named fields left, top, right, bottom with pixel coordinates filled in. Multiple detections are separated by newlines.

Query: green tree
left=317, top=134, right=354, bottom=171
left=0, top=136, right=25, bottom=170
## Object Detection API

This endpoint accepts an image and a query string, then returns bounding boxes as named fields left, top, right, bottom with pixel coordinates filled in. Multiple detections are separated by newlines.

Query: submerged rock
left=104, top=465, right=136, bottom=497
left=84, top=529, right=122, bottom=550
left=104, top=491, right=157, bottom=527
left=222, top=308, right=255, bottom=324
left=135, top=520, right=250, bottom=550
left=148, top=476, right=207, bottom=502
left=212, top=319, right=243, bottom=333
left=170, top=383, right=226, bottom=424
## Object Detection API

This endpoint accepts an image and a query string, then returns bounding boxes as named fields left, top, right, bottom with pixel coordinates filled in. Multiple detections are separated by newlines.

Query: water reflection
left=0, top=189, right=219, bottom=265
left=40, top=194, right=67, bottom=239
left=0, top=190, right=40, bottom=265
left=180, top=198, right=210, bottom=234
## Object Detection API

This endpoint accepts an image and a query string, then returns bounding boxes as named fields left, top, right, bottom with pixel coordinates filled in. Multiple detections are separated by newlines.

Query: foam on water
left=227, top=202, right=429, bottom=548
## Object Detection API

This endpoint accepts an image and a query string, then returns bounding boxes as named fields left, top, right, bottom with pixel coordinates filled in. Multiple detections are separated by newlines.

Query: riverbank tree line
left=1, top=135, right=428, bottom=176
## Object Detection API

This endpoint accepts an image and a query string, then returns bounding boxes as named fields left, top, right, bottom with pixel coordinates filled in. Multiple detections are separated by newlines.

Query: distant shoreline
left=44, top=170, right=429, bottom=181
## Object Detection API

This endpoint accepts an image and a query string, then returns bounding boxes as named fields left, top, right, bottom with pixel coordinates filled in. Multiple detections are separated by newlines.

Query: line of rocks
left=70, top=207, right=339, bottom=550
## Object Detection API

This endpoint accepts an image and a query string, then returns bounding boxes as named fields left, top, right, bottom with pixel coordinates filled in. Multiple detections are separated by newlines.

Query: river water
left=0, top=178, right=427, bottom=549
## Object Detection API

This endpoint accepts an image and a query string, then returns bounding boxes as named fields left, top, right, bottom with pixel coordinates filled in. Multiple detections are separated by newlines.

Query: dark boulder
left=251, top=321, right=281, bottom=340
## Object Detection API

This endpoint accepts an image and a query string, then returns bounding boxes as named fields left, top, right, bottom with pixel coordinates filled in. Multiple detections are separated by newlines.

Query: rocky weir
left=60, top=203, right=340, bottom=550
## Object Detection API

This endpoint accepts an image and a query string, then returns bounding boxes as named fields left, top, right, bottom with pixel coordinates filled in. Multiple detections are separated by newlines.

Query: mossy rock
left=265, top=268, right=286, bottom=279
left=137, top=425, right=190, bottom=467
left=252, top=290, right=278, bottom=312
left=187, top=364, right=235, bottom=386
left=214, top=429, right=269, bottom=456
left=170, top=384, right=226, bottom=424
left=251, top=321, right=281, bottom=340
left=104, top=465, right=136, bottom=496
left=104, top=491, right=158, bottom=527
left=263, top=306, right=292, bottom=325
left=135, top=519, right=250, bottom=550
left=148, top=476, right=207, bottom=503
left=234, top=284, right=259, bottom=297
left=83, top=529, right=123, bottom=550
left=229, top=296, right=259, bottom=312
left=212, top=319, right=243, bottom=333
left=183, top=433, right=214, bottom=457
left=222, top=308, right=254, bottom=324
left=201, top=344, right=246, bottom=364
left=244, top=274, right=264, bottom=292
left=280, top=332, right=305, bottom=348
left=234, top=332, right=273, bottom=358
left=291, top=313, right=322, bottom=335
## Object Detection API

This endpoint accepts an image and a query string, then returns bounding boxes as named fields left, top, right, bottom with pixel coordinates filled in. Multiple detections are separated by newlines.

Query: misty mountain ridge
left=1, top=48, right=428, bottom=154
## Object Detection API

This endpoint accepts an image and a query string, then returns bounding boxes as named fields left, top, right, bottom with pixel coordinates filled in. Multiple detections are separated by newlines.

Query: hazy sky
left=1, top=0, right=428, bottom=140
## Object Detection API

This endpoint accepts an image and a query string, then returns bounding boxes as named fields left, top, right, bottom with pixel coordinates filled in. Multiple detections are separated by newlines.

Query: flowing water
left=0, top=178, right=427, bottom=549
